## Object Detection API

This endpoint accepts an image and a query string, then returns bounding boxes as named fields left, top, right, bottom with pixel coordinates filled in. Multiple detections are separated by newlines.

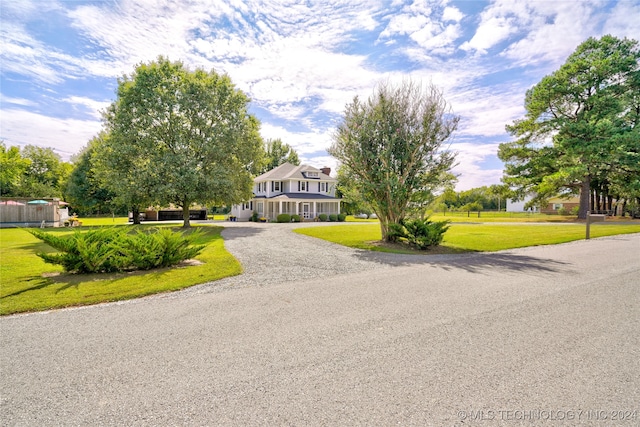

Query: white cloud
left=450, top=142, right=503, bottom=191
left=449, top=85, right=525, bottom=138
left=0, top=109, right=101, bottom=160
left=442, top=6, right=464, bottom=23
left=500, top=1, right=599, bottom=66
left=62, top=96, right=111, bottom=120
left=378, top=0, right=463, bottom=54
left=603, top=2, right=640, bottom=39
left=460, top=16, right=516, bottom=54
left=0, top=93, right=37, bottom=107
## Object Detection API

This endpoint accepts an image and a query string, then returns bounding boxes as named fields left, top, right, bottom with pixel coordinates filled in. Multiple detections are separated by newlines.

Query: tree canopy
left=65, top=137, right=117, bottom=215
left=0, top=142, right=70, bottom=198
left=329, top=80, right=458, bottom=242
left=260, top=138, right=299, bottom=174
left=95, top=57, right=264, bottom=226
left=499, top=35, right=640, bottom=219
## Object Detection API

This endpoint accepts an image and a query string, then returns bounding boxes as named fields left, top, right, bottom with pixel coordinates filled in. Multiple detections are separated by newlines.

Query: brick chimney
left=320, top=167, right=331, bottom=176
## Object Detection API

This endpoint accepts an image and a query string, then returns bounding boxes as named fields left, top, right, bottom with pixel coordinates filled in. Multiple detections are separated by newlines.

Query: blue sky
left=1, top=0, right=638, bottom=190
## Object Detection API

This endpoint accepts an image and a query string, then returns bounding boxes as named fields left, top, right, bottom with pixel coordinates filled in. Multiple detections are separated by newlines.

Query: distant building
left=231, top=163, right=341, bottom=221
left=506, top=194, right=580, bottom=214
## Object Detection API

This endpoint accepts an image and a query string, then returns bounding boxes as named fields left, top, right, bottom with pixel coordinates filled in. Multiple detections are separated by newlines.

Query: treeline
left=431, top=185, right=509, bottom=212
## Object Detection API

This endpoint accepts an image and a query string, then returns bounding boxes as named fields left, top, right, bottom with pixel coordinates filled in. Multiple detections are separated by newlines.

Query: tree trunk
left=578, top=176, right=590, bottom=220
left=182, top=204, right=191, bottom=228
left=132, top=205, right=141, bottom=225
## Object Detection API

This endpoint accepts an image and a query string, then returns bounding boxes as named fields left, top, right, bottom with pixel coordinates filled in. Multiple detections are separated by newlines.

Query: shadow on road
left=220, top=226, right=266, bottom=240
left=355, top=251, right=573, bottom=275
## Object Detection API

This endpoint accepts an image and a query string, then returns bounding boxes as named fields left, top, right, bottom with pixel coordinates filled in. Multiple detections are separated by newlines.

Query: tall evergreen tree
left=499, top=35, right=640, bottom=219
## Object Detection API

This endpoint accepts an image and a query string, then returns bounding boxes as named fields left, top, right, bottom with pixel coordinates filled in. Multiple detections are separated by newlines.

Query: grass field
left=294, top=222, right=640, bottom=253
left=0, top=224, right=241, bottom=315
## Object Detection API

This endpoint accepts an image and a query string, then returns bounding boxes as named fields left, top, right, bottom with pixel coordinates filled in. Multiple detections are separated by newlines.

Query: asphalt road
left=1, top=232, right=639, bottom=426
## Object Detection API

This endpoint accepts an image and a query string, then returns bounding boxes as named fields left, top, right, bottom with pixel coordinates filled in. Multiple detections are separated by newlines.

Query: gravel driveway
left=179, top=221, right=452, bottom=296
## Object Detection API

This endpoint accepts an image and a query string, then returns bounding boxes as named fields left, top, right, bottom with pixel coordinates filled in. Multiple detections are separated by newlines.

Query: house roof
left=255, top=193, right=340, bottom=201
left=255, top=162, right=336, bottom=182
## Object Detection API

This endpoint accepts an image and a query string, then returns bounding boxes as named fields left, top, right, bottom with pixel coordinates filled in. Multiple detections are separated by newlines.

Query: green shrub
left=402, top=218, right=450, bottom=249
left=250, top=211, right=259, bottom=222
left=557, top=207, right=568, bottom=215
left=337, top=214, right=346, bottom=222
left=318, top=214, right=328, bottom=222
left=329, top=214, right=338, bottom=222
left=277, top=213, right=291, bottom=223
left=28, top=227, right=205, bottom=273
left=387, top=222, right=407, bottom=242
left=291, top=214, right=301, bottom=222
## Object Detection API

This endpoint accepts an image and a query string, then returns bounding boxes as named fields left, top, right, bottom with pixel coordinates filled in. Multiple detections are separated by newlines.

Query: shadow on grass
left=355, top=250, right=572, bottom=275
left=0, top=276, right=59, bottom=299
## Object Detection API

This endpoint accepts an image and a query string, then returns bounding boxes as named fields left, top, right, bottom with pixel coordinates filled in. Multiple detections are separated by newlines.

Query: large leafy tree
left=98, top=57, right=263, bottom=227
left=499, top=35, right=640, bottom=219
left=329, top=80, right=458, bottom=242
left=259, top=138, right=299, bottom=173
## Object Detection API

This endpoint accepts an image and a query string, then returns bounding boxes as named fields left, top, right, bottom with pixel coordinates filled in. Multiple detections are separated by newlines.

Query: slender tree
left=499, top=35, right=640, bottom=219
left=329, top=80, right=458, bottom=242
left=98, top=57, right=264, bottom=227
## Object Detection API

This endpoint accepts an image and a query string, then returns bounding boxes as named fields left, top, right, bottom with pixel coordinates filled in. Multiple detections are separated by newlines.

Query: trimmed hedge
left=318, top=214, right=328, bottom=222
left=329, top=214, right=338, bottom=222
left=277, top=213, right=292, bottom=223
left=291, top=214, right=301, bottom=222
left=337, top=214, right=346, bottom=222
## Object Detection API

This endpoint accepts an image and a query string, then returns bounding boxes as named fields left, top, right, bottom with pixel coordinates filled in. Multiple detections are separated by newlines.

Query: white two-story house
left=231, top=162, right=341, bottom=221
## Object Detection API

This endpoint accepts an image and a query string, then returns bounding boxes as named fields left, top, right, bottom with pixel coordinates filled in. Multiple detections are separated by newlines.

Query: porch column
left=313, top=202, right=317, bottom=219
left=295, top=202, right=299, bottom=215
left=337, top=201, right=341, bottom=214
left=279, top=200, right=282, bottom=215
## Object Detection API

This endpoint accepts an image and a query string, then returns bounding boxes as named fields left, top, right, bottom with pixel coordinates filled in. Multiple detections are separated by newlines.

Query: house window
left=553, top=203, right=563, bottom=210
left=319, top=182, right=327, bottom=192
left=273, top=181, right=281, bottom=192
left=299, top=181, right=308, bottom=192
left=306, top=171, right=319, bottom=178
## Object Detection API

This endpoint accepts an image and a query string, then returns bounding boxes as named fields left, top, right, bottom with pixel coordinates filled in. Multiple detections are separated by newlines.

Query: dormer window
left=306, top=171, right=319, bottom=178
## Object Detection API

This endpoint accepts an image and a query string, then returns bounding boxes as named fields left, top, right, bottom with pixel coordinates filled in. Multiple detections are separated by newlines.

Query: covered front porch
left=256, top=196, right=340, bottom=221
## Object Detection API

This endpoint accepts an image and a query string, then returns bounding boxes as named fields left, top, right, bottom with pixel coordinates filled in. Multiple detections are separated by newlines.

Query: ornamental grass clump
left=28, top=227, right=205, bottom=274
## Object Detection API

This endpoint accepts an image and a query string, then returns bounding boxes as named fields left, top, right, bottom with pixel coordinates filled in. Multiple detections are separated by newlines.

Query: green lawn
left=0, top=224, right=241, bottom=315
left=294, top=222, right=640, bottom=253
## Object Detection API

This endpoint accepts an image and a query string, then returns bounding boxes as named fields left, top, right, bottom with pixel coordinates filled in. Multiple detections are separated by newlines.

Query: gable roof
left=255, top=162, right=336, bottom=182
